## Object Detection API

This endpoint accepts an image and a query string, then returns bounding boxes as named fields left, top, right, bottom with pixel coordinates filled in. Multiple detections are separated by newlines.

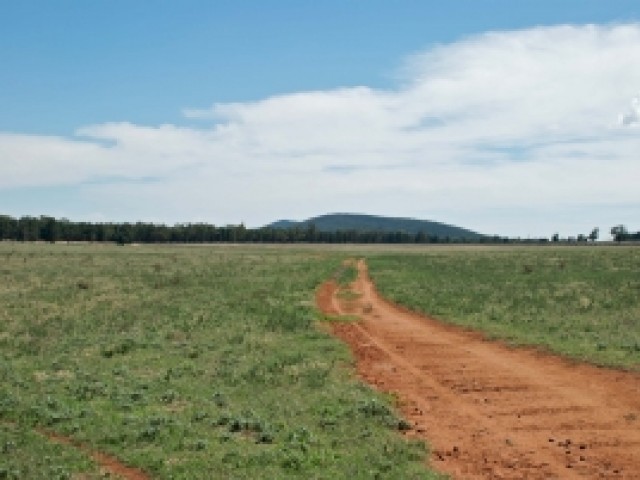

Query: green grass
left=0, top=422, right=101, bottom=480
left=334, top=259, right=359, bottom=286
left=0, top=243, right=439, bottom=479
left=367, top=246, right=640, bottom=369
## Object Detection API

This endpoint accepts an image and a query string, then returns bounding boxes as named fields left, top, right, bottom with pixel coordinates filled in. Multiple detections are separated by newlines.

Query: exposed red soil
left=317, top=259, right=640, bottom=480
left=43, top=429, right=150, bottom=480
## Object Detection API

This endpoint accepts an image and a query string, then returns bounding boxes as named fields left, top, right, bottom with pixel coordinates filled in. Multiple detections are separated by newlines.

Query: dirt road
left=317, top=260, right=640, bottom=479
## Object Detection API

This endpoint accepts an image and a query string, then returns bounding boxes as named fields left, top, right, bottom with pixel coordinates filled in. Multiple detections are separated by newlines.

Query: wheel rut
left=43, top=429, right=151, bottom=480
left=317, top=259, right=640, bottom=479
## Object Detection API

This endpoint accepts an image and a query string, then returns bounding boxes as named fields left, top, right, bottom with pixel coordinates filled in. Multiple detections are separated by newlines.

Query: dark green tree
left=611, top=225, right=628, bottom=242
left=39, top=216, right=59, bottom=243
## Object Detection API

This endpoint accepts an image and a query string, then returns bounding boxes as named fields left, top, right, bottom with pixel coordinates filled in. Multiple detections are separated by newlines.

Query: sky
left=1, top=1, right=639, bottom=238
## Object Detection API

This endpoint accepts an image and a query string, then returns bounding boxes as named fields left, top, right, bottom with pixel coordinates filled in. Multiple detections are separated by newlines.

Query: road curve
left=316, top=259, right=640, bottom=479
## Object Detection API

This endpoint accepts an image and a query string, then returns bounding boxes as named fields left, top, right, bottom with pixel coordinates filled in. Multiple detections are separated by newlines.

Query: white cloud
left=619, top=94, right=640, bottom=126
left=2, top=23, right=640, bottom=236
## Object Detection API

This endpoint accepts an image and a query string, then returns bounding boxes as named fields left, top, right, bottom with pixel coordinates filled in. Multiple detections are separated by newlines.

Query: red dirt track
left=317, top=260, right=640, bottom=479
left=44, top=429, right=150, bottom=480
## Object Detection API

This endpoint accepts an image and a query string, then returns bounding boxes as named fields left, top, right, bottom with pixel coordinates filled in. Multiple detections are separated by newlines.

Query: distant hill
left=266, top=213, right=484, bottom=240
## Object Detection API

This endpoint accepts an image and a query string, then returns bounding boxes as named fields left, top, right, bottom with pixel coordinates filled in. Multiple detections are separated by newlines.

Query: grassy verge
left=0, top=243, right=438, bottom=479
left=367, top=246, right=640, bottom=370
left=0, top=422, right=100, bottom=480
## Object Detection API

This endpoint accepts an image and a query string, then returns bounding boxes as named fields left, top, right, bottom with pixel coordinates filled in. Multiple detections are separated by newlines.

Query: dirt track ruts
left=316, top=259, right=640, bottom=479
left=43, top=429, right=150, bottom=480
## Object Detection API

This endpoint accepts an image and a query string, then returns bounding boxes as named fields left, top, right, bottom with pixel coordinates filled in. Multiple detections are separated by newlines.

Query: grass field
left=0, top=243, right=437, bottom=479
left=366, top=246, right=640, bottom=369
left=3, top=243, right=638, bottom=479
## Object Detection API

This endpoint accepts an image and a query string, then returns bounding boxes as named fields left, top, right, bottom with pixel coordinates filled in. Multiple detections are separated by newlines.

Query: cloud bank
left=2, top=24, right=640, bottom=236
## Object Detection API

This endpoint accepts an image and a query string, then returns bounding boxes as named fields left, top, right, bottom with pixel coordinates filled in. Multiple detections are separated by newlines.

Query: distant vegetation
left=610, top=224, right=640, bottom=242
left=1, top=213, right=637, bottom=245
left=0, top=213, right=489, bottom=244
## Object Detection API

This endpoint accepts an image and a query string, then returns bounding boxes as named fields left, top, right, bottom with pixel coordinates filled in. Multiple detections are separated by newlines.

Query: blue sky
left=1, top=1, right=639, bottom=237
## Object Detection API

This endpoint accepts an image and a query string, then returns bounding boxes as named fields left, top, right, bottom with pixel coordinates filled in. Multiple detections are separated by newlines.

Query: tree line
left=0, top=214, right=504, bottom=244
left=1, top=215, right=636, bottom=245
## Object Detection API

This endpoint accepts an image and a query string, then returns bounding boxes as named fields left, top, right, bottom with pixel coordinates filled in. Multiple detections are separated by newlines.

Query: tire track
left=43, top=429, right=150, bottom=480
left=317, top=259, right=640, bottom=479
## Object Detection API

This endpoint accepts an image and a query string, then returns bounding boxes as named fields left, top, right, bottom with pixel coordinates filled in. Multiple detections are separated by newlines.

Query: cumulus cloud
left=2, top=23, right=640, bottom=235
